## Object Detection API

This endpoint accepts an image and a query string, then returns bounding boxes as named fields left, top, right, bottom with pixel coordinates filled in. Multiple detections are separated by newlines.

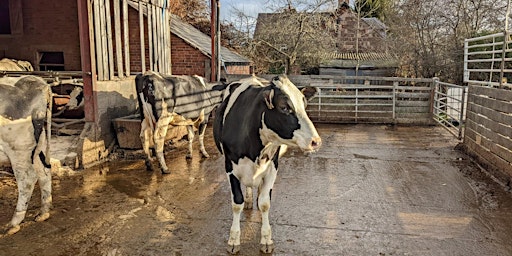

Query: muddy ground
left=1, top=124, right=512, bottom=256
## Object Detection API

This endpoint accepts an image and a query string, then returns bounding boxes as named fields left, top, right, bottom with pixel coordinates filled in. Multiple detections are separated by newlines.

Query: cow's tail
left=42, top=86, right=52, bottom=167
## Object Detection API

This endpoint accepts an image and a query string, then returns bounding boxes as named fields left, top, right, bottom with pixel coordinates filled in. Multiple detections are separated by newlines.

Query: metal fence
left=464, top=31, right=512, bottom=88
left=303, top=75, right=435, bottom=125
left=433, top=81, right=467, bottom=140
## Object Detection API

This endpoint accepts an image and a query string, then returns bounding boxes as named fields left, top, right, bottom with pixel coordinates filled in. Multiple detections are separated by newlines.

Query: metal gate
left=304, top=76, right=435, bottom=125
left=432, top=80, right=467, bottom=140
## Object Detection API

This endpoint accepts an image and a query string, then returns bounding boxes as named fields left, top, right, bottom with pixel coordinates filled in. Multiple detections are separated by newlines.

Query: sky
left=218, top=0, right=355, bottom=24
left=219, top=0, right=266, bottom=22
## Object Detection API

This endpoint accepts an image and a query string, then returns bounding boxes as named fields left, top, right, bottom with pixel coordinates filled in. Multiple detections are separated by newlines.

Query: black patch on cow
left=38, top=152, right=51, bottom=168
left=213, top=82, right=303, bottom=166
left=136, top=72, right=224, bottom=125
left=263, top=87, right=300, bottom=140
left=214, top=84, right=266, bottom=163
left=229, top=173, right=244, bottom=205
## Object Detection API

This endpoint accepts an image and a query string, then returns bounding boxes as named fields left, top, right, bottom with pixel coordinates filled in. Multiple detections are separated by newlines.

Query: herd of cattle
left=1, top=70, right=321, bottom=254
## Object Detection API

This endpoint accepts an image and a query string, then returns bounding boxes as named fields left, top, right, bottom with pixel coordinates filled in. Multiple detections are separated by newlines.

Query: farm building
left=254, top=0, right=397, bottom=75
left=0, top=0, right=250, bottom=168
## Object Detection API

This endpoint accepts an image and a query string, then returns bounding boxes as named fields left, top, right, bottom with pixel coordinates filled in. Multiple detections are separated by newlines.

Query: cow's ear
left=212, top=83, right=228, bottom=91
left=301, top=86, right=317, bottom=101
left=263, top=89, right=275, bottom=109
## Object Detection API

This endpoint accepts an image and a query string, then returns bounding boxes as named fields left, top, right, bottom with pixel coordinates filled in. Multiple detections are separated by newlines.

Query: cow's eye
left=281, top=104, right=293, bottom=114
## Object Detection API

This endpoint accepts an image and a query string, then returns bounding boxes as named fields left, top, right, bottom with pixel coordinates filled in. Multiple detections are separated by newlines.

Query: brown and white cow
left=213, top=75, right=321, bottom=253
left=0, top=75, right=52, bottom=235
left=135, top=71, right=225, bottom=174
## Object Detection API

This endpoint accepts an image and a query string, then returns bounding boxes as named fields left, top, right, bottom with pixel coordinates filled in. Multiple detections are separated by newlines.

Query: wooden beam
left=99, top=0, right=109, bottom=79
left=139, top=1, right=146, bottom=73
left=92, top=0, right=104, bottom=80
left=77, top=0, right=98, bottom=122
left=123, top=0, right=130, bottom=76
left=105, top=0, right=114, bottom=79
left=148, top=2, right=154, bottom=71
left=113, top=0, right=124, bottom=78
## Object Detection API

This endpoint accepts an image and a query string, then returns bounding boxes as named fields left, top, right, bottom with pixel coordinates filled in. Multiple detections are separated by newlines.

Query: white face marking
left=263, top=76, right=321, bottom=152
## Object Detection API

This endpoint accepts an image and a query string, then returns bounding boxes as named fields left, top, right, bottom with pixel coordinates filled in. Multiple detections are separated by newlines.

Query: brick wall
left=170, top=34, right=209, bottom=77
left=128, top=8, right=210, bottom=78
left=335, top=10, right=387, bottom=53
left=0, top=0, right=81, bottom=70
left=226, top=64, right=250, bottom=75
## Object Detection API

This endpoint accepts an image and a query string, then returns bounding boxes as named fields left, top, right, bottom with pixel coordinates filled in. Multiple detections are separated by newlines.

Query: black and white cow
left=135, top=71, right=224, bottom=174
left=213, top=75, right=321, bottom=253
left=0, top=75, right=52, bottom=235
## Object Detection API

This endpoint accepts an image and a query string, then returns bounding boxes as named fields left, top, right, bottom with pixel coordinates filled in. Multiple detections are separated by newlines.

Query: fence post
left=458, top=86, right=467, bottom=140
left=463, top=40, right=469, bottom=83
left=392, top=81, right=397, bottom=122
left=430, top=77, right=439, bottom=120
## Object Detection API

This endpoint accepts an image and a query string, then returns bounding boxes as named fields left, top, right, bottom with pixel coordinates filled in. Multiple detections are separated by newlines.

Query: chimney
left=338, top=0, right=350, bottom=9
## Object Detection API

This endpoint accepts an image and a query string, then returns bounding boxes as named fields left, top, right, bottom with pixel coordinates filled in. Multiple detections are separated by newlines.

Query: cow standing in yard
left=0, top=75, right=52, bottom=235
left=135, top=71, right=224, bottom=174
left=213, top=75, right=321, bottom=253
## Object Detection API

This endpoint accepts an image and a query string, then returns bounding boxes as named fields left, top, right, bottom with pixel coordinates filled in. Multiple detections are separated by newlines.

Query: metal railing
left=464, top=31, right=512, bottom=88
left=304, top=76, right=434, bottom=124
left=433, top=80, right=467, bottom=140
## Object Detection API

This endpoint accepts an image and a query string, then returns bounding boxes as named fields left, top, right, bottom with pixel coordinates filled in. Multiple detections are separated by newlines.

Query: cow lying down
left=135, top=71, right=225, bottom=174
left=213, top=75, right=321, bottom=253
left=0, top=76, right=52, bottom=235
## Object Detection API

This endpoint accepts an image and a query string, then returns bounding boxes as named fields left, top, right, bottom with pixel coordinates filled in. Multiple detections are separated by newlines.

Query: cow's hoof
left=161, top=168, right=171, bottom=174
left=35, top=212, right=50, bottom=222
left=7, top=225, right=20, bottom=235
left=260, top=243, right=274, bottom=254
left=227, top=244, right=240, bottom=254
left=145, top=161, right=153, bottom=171
left=201, top=153, right=210, bottom=158
left=185, top=154, right=192, bottom=159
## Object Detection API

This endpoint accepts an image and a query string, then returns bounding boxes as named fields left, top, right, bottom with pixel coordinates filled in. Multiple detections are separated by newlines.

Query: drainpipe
left=216, top=0, right=221, bottom=81
left=210, top=0, right=217, bottom=82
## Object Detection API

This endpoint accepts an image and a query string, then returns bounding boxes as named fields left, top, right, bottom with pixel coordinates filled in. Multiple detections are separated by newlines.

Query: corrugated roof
left=321, top=52, right=398, bottom=68
left=329, top=52, right=393, bottom=60
left=127, top=1, right=250, bottom=64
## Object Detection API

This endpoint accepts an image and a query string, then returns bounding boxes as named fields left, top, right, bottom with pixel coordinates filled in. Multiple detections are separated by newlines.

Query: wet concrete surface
left=1, top=124, right=512, bottom=255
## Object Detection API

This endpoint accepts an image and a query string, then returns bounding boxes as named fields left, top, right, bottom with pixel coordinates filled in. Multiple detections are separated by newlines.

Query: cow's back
left=0, top=76, right=51, bottom=166
left=136, top=71, right=220, bottom=120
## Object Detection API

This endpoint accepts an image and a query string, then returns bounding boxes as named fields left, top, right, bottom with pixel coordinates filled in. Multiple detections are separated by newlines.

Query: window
left=0, top=0, right=22, bottom=35
left=39, top=52, right=65, bottom=71
left=0, top=0, right=11, bottom=34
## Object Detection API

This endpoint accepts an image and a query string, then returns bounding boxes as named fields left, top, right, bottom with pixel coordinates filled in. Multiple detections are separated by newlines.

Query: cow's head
left=259, top=75, right=321, bottom=153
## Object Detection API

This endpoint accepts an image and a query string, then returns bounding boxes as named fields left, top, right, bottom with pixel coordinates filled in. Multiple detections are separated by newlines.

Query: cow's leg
left=154, top=116, right=172, bottom=174
left=227, top=173, right=244, bottom=254
left=258, top=164, right=278, bottom=253
left=197, top=122, right=209, bottom=158
left=33, top=148, right=52, bottom=223
left=8, top=152, right=38, bottom=235
left=244, top=186, right=253, bottom=209
left=186, top=125, right=194, bottom=159
left=140, top=118, right=154, bottom=171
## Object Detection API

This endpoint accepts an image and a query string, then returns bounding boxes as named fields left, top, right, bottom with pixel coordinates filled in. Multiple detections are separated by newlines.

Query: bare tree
left=385, top=0, right=508, bottom=83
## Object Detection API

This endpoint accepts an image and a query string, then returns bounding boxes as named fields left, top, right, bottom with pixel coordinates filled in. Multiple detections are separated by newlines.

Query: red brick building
left=0, top=0, right=250, bottom=78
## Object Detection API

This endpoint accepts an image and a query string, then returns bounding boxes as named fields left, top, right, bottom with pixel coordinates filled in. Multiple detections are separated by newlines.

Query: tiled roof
left=128, top=1, right=250, bottom=64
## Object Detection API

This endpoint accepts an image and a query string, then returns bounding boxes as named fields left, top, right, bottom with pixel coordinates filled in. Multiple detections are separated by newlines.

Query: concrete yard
left=1, top=124, right=512, bottom=255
